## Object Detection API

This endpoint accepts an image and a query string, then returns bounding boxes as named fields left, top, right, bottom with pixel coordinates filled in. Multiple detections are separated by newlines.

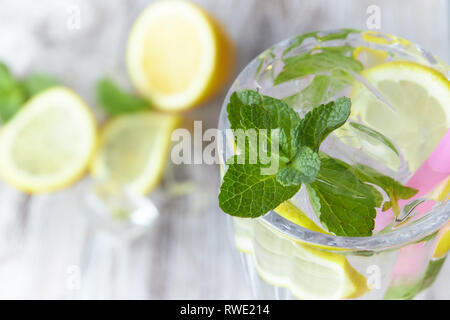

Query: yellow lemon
left=90, top=112, right=179, bottom=195
left=350, top=61, right=450, bottom=172
left=233, top=201, right=369, bottom=299
left=126, top=0, right=235, bottom=111
left=0, top=87, right=97, bottom=193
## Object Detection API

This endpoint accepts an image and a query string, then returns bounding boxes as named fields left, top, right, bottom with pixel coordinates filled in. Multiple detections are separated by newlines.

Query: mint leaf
left=349, top=122, right=399, bottom=156
left=240, top=104, right=274, bottom=130
left=238, top=104, right=278, bottom=161
left=22, top=73, right=59, bottom=96
left=97, top=78, right=150, bottom=115
left=283, top=69, right=353, bottom=110
left=274, top=50, right=363, bottom=85
left=276, top=146, right=320, bottom=186
left=351, top=163, right=418, bottom=216
left=0, top=62, right=60, bottom=123
left=219, top=155, right=300, bottom=217
left=294, top=97, right=351, bottom=152
left=283, top=75, right=331, bottom=110
left=227, top=90, right=263, bottom=129
left=307, top=156, right=380, bottom=236
left=227, top=90, right=301, bottom=158
left=0, top=62, right=27, bottom=123
left=283, top=29, right=359, bottom=57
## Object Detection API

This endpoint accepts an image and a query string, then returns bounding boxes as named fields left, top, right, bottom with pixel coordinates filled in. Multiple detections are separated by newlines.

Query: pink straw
left=375, top=129, right=450, bottom=231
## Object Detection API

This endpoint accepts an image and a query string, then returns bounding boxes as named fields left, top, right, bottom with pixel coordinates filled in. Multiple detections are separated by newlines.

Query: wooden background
left=0, top=0, right=448, bottom=299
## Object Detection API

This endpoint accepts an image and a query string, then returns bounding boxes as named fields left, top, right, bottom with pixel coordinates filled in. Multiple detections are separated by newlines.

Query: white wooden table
left=0, top=0, right=448, bottom=299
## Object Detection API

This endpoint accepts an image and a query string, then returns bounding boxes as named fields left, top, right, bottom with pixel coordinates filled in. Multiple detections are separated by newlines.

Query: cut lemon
left=433, top=222, right=450, bottom=259
left=126, top=0, right=235, bottom=111
left=90, top=112, right=179, bottom=195
left=275, top=201, right=328, bottom=234
left=0, top=87, right=97, bottom=193
left=353, top=46, right=388, bottom=68
left=349, top=61, right=450, bottom=172
left=233, top=202, right=369, bottom=299
left=429, top=176, right=450, bottom=202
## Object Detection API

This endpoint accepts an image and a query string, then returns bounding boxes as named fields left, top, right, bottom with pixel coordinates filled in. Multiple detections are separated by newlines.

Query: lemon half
left=90, top=112, right=179, bottom=195
left=126, top=0, right=234, bottom=111
left=350, top=61, right=450, bottom=172
left=0, top=87, right=97, bottom=193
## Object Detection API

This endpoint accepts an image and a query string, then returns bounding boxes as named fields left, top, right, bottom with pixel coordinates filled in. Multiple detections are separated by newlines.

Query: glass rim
left=218, top=29, right=450, bottom=251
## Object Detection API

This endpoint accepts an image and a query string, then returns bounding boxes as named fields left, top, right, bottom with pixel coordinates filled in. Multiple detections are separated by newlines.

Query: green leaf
left=283, top=75, right=331, bottom=110
left=237, top=104, right=278, bottom=161
left=0, top=86, right=27, bottom=123
left=96, top=78, right=150, bottom=115
left=227, top=90, right=301, bottom=158
left=294, top=97, right=351, bottom=152
left=0, top=62, right=16, bottom=89
left=283, top=68, right=355, bottom=110
left=283, top=29, right=359, bottom=57
left=275, top=50, right=363, bottom=85
left=276, top=146, right=320, bottom=186
left=351, top=163, right=418, bottom=216
left=22, top=73, right=59, bottom=97
left=0, top=62, right=27, bottom=123
left=307, top=156, right=380, bottom=236
left=227, top=90, right=262, bottom=129
left=349, top=122, right=399, bottom=156
left=240, top=104, right=274, bottom=130
left=219, top=155, right=300, bottom=217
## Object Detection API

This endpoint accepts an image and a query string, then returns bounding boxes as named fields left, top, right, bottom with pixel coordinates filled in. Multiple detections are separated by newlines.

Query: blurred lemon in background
left=0, top=87, right=97, bottom=193
left=126, top=0, right=235, bottom=111
left=90, top=112, right=180, bottom=195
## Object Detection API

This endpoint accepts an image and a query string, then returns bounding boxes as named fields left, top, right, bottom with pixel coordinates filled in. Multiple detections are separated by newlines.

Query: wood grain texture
left=0, top=0, right=448, bottom=299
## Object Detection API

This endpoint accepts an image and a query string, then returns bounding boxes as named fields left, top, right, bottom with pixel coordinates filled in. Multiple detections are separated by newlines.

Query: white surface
left=0, top=0, right=448, bottom=299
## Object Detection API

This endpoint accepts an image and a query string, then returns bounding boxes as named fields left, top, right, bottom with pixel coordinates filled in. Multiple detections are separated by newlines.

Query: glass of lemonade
left=218, top=29, right=449, bottom=299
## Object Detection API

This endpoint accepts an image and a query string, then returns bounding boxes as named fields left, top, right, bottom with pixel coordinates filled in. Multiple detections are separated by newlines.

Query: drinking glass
left=218, top=29, right=450, bottom=299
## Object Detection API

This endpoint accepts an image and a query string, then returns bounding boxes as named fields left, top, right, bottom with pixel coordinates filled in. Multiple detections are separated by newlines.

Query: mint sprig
left=282, top=29, right=359, bottom=57
left=0, top=62, right=59, bottom=123
left=219, top=89, right=417, bottom=237
left=96, top=78, right=150, bottom=115
left=219, top=90, right=349, bottom=222
left=283, top=69, right=354, bottom=110
left=22, top=73, right=60, bottom=97
left=274, top=50, right=363, bottom=85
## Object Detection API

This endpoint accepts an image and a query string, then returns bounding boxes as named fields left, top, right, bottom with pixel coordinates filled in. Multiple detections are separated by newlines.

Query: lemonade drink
left=218, top=30, right=450, bottom=299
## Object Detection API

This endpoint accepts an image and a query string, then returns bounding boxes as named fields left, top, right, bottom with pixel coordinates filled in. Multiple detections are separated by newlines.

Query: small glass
left=218, top=29, right=449, bottom=300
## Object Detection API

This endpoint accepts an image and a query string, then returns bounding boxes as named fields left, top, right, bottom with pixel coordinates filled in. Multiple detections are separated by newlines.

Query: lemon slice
left=233, top=202, right=368, bottom=299
left=433, top=222, right=450, bottom=259
left=90, top=112, right=179, bottom=195
left=429, top=177, right=450, bottom=259
left=429, top=176, right=450, bottom=202
left=349, top=61, right=450, bottom=172
left=353, top=46, right=388, bottom=68
left=0, top=87, right=97, bottom=193
left=126, top=0, right=234, bottom=111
